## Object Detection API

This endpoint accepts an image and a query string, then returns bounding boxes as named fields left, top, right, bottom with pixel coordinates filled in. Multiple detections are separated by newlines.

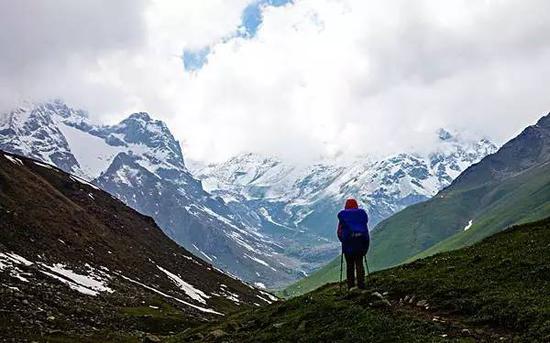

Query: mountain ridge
left=190, top=134, right=497, bottom=276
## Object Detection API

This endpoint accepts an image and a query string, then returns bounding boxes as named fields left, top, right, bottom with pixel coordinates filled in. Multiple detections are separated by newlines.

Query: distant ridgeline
left=284, top=112, right=550, bottom=297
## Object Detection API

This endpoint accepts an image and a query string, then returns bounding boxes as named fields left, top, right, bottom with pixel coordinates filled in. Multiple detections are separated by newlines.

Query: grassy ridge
left=172, top=217, right=550, bottom=342
left=412, top=163, right=550, bottom=260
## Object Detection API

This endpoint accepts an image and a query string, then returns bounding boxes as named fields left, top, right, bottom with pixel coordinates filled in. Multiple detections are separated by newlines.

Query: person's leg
left=344, top=253, right=355, bottom=289
left=356, top=254, right=366, bottom=289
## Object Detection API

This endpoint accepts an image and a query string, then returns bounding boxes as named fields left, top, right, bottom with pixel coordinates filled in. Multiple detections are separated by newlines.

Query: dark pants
left=345, top=253, right=365, bottom=289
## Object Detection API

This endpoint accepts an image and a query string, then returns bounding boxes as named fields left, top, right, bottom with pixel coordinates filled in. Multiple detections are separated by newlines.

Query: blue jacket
left=337, top=208, right=370, bottom=255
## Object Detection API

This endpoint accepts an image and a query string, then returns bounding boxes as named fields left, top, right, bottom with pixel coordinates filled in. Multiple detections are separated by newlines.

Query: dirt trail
left=339, top=288, right=514, bottom=342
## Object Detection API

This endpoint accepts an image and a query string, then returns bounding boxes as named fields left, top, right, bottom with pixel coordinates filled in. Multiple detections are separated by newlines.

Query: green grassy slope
left=413, top=162, right=550, bottom=260
left=282, top=114, right=550, bottom=298
left=172, top=218, right=550, bottom=342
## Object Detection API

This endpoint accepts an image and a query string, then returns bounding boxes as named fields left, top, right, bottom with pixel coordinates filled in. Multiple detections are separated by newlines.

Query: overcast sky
left=1, top=0, right=549, bottom=162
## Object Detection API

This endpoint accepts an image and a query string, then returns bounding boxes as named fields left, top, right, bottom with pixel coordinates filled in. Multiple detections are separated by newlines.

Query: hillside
left=171, top=218, right=550, bottom=342
left=0, top=151, right=276, bottom=341
left=283, top=113, right=550, bottom=297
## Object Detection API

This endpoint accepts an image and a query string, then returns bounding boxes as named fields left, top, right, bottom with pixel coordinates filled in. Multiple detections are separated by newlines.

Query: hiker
left=337, top=198, right=370, bottom=290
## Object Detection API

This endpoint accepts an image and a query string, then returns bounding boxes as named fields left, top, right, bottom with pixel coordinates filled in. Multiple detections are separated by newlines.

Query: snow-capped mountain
left=190, top=130, right=498, bottom=264
left=0, top=101, right=188, bottom=181
left=0, top=100, right=498, bottom=287
left=0, top=100, right=299, bottom=288
left=0, top=101, right=82, bottom=174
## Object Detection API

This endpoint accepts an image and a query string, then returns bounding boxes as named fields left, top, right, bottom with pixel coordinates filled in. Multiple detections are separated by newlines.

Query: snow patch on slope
left=117, top=273, right=223, bottom=315
left=192, top=244, right=214, bottom=262
left=0, top=253, right=112, bottom=296
left=0, top=252, right=33, bottom=282
left=39, top=263, right=113, bottom=296
left=69, top=175, right=100, bottom=190
left=245, top=254, right=277, bottom=272
left=4, top=155, right=23, bottom=166
left=156, top=265, right=211, bottom=304
left=57, top=122, right=123, bottom=179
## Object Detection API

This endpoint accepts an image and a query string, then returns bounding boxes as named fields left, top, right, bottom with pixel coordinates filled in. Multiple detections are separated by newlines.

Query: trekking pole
left=364, top=255, right=371, bottom=279
left=339, top=253, right=343, bottom=293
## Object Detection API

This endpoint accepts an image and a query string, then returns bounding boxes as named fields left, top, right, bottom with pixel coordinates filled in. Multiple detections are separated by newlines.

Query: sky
left=1, top=0, right=549, bottom=163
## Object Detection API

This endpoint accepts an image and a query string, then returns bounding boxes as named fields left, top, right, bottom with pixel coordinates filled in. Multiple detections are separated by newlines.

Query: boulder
left=143, top=334, right=161, bottom=343
left=209, top=329, right=228, bottom=338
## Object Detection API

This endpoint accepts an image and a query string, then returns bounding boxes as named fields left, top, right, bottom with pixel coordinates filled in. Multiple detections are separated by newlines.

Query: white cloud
left=1, top=0, right=549, bottom=163
left=171, top=0, right=550, bottom=162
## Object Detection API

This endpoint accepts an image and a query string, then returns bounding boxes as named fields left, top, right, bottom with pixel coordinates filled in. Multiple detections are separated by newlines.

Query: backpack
left=338, top=208, right=369, bottom=234
left=338, top=208, right=370, bottom=254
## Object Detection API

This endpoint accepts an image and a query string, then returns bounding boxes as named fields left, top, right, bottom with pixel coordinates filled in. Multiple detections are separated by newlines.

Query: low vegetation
left=171, top=217, right=550, bottom=342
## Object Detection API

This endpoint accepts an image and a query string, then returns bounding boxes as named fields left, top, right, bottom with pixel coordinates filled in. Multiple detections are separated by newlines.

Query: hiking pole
left=364, top=255, right=371, bottom=279
left=339, top=253, right=343, bottom=293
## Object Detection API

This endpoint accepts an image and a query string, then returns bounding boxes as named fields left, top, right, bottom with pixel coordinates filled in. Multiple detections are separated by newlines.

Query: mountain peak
left=535, top=112, right=550, bottom=128
left=39, top=99, right=88, bottom=120
left=127, top=112, right=153, bottom=122
left=437, top=128, right=454, bottom=141
left=118, top=112, right=173, bottom=137
left=120, top=112, right=173, bottom=137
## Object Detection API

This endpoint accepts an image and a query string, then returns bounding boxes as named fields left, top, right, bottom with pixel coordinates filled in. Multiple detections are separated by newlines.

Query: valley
left=2, top=2, right=548, bottom=341
left=1, top=111, right=548, bottom=341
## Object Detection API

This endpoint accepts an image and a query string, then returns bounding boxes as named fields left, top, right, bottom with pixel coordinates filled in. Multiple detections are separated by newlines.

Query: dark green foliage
left=174, top=218, right=550, bottom=342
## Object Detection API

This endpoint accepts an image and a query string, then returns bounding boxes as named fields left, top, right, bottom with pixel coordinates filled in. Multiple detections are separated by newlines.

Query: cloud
left=0, top=0, right=147, bottom=111
left=1, top=0, right=549, bottom=163
left=183, top=0, right=294, bottom=71
left=173, top=0, right=550, bottom=161
left=0, top=0, right=251, bottom=116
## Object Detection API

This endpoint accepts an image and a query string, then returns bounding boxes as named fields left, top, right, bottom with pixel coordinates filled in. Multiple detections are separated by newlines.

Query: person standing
left=337, top=198, right=370, bottom=290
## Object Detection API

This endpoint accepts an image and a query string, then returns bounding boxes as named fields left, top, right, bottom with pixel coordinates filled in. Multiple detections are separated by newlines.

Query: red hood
left=344, top=198, right=359, bottom=209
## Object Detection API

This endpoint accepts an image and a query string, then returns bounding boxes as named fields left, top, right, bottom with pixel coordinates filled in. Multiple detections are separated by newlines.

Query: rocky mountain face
left=449, top=113, right=550, bottom=189
left=0, top=151, right=277, bottom=340
left=0, top=101, right=297, bottom=288
left=190, top=131, right=497, bottom=269
left=0, top=101, right=82, bottom=174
